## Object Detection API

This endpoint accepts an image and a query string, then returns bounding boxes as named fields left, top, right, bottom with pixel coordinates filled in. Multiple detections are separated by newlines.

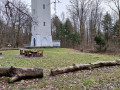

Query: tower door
left=34, top=38, right=36, bottom=46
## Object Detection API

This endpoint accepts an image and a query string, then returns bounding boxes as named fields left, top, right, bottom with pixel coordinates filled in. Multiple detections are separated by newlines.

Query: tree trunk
left=0, top=67, right=43, bottom=83
left=118, top=10, right=120, bottom=47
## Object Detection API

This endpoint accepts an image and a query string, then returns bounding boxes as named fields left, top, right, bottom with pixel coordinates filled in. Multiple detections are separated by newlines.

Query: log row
left=50, top=60, right=120, bottom=76
left=0, top=60, right=120, bottom=83
left=0, top=66, right=43, bottom=83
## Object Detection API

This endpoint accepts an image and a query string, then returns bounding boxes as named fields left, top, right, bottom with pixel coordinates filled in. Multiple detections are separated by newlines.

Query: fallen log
left=0, top=67, right=11, bottom=77
left=50, top=60, right=120, bottom=76
left=50, top=64, right=91, bottom=76
left=115, top=60, right=120, bottom=65
left=91, top=61, right=117, bottom=68
left=0, top=67, right=43, bottom=83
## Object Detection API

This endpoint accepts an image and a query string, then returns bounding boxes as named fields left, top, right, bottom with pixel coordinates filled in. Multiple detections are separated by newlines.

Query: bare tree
left=106, top=0, right=120, bottom=46
left=2, top=0, right=32, bottom=48
left=67, top=0, right=103, bottom=49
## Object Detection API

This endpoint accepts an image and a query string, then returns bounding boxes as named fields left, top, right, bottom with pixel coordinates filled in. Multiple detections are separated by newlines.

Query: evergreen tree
left=102, top=12, right=112, bottom=43
left=113, top=20, right=119, bottom=36
left=94, top=35, right=106, bottom=52
left=52, top=16, right=62, bottom=40
left=52, top=16, right=80, bottom=47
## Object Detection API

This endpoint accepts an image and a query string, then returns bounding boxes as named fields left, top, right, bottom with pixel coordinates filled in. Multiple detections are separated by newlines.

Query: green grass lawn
left=0, top=48, right=120, bottom=90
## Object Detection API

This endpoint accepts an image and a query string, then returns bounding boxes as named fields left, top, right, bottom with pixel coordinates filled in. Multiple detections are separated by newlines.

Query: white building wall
left=53, top=40, right=61, bottom=47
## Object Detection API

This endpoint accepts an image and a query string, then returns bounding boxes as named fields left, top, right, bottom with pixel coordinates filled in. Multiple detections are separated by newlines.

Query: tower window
left=43, top=4, right=45, bottom=9
left=33, top=9, right=35, bottom=14
left=44, top=22, right=46, bottom=26
left=34, top=26, right=35, bottom=30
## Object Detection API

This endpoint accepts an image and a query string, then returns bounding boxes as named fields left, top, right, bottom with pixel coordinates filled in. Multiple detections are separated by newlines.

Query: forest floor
left=0, top=48, right=120, bottom=90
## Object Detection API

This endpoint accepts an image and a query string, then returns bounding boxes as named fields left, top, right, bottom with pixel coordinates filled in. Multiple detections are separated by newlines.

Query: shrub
left=94, top=35, right=107, bottom=52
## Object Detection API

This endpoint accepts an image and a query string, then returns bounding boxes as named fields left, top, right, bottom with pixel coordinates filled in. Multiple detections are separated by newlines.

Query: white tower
left=31, top=0, right=53, bottom=47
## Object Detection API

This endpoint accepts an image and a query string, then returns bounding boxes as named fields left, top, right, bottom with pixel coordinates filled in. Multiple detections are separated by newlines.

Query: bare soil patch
left=0, top=57, right=3, bottom=59
left=16, top=54, right=48, bottom=59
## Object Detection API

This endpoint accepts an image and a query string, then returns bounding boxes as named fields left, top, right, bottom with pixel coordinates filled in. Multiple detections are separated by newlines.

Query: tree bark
left=50, top=64, right=91, bottom=76
left=118, top=10, right=120, bottom=47
left=0, top=67, right=43, bottom=83
left=50, top=60, right=120, bottom=76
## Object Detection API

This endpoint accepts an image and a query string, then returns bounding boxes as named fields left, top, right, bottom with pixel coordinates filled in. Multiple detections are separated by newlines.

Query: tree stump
left=0, top=52, right=2, bottom=55
left=36, top=50, right=43, bottom=57
left=20, top=50, right=24, bottom=55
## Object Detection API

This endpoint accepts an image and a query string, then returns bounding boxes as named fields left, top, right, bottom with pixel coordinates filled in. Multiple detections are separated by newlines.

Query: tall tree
left=107, top=0, right=120, bottom=45
left=102, top=12, right=112, bottom=43
left=51, top=16, right=62, bottom=40
left=3, top=0, right=32, bottom=47
left=69, top=0, right=92, bottom=44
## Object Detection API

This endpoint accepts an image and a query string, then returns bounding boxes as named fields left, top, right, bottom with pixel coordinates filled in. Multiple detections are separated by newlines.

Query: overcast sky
left=20, top=0, right=116, bottom=18
left=21, top=0, right=70, bottom=17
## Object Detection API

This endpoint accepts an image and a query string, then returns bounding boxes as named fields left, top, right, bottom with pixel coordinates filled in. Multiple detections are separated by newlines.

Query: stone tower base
left=31, top=35, right=53, bottom=47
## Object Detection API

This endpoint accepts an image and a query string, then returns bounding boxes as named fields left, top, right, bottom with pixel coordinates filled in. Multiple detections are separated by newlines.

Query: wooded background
left=0, top=0, right=120, bottom=53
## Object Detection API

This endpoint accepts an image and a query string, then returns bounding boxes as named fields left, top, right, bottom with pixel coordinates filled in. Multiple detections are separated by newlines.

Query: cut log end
left=0, top=67, right=43, bottom=83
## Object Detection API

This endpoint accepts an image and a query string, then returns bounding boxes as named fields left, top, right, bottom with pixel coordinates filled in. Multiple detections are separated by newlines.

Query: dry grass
left=0, top=48, right=119, bottom=90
